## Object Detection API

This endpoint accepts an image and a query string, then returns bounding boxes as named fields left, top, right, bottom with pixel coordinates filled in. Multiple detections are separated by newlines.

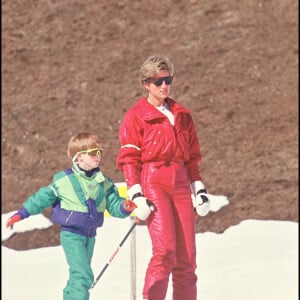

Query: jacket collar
left=138, top=97, right=190, bottom=121
left=72, top=163, right=105, bottom=183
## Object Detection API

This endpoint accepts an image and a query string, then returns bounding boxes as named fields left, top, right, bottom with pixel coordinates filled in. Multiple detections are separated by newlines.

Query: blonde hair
left=139, top=55, right=174, bottom=84
left=67, top=132, right=102, bottom=160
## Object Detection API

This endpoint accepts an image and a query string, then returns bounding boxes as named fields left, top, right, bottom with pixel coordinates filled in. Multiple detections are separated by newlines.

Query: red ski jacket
left=117, top=97, right=202, bottom=188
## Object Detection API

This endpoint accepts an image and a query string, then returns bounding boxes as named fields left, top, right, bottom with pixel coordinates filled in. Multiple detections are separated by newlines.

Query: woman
left=117, top=55, right=210, bottom=300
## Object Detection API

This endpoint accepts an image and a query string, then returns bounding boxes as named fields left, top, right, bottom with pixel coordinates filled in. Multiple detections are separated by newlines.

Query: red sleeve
left=117, top=108, right=143, bottom=188
left=185, top=114, right=203, bottom=182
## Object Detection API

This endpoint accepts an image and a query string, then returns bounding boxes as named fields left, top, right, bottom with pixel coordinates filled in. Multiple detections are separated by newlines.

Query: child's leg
left=60, top=231, right=96, bottom=300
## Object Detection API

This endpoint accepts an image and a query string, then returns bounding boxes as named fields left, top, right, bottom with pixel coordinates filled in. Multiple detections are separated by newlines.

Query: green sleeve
left=23, top=186, right=57, bottom=215
left=104, top=181, right=128, bottom=218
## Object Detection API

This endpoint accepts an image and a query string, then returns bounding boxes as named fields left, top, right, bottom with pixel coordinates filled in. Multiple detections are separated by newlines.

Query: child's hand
left=6, top=213, right=22, bottom=229
left=122, top=199, right=137, bottom=213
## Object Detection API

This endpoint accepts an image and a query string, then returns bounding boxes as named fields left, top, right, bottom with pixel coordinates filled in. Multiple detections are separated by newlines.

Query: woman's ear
left=142, top=81, right=149, bottom=92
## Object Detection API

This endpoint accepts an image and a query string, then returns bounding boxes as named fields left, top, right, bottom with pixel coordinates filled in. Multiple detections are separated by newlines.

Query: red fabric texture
left=141, top=161, right=198, bottom=300
left=117, top=97, right=202, bottom=299
left=117, top=97, right=202, bottom=188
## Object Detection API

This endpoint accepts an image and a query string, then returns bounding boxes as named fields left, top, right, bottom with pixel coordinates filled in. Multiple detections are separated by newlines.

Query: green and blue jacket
left=18, top=164, right=130, bottom=237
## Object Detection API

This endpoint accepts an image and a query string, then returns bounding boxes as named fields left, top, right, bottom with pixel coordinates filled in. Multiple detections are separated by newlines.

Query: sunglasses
left=79, top=148, right=103, bottom=157
left=145, top=76, right=173, bottom=86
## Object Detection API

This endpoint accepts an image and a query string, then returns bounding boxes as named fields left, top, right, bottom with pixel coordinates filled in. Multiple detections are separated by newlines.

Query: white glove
left=193, top=193, right=210, bottom=216
left=127, top=184, right=153, bottom=221
left=191, top=181, right=210, bottom=217
left=132, top=195, right=153, bottom=220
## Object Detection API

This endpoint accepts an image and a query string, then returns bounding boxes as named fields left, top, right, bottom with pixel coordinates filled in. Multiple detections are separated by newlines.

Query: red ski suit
left=117, top=97, right=203, bottom=300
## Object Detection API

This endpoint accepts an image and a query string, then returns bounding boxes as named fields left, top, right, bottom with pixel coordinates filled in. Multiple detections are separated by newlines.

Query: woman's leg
left=141, top=163, right=177, bottom=299
left=172, top=166, right=198, bottom=300
left=142, top=188, right=177, bottom=300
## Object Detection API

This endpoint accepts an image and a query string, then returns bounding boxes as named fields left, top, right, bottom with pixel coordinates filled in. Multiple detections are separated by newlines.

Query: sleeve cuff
left=120, top=203, right=132, bottom=216
left=18, top=207, right=31, bottom=219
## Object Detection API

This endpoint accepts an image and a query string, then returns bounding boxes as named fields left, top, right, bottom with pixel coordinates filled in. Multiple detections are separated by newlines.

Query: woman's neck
left=147, top=95, right=165, bottom=107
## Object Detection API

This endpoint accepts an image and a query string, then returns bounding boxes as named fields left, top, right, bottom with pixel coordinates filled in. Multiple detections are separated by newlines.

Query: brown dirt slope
left=2, top=0, right=298, bottom=250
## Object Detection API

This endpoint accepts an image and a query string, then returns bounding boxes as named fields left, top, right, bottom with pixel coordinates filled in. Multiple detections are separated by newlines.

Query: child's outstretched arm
left=6, top=185, right=58, bottom=229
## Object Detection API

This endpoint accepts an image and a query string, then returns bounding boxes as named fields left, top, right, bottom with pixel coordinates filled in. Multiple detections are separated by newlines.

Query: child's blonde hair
left=67, top=132, right=102, bottom=160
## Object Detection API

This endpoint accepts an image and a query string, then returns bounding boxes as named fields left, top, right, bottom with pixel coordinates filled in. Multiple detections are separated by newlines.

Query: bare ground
left=2, top=0, right=298, bottom=250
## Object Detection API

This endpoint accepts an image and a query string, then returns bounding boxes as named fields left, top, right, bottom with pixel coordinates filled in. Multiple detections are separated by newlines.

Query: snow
left=2, top=194, right=298, bottom=300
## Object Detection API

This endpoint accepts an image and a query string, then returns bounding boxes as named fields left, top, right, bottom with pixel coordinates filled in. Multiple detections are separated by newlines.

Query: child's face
left=76, top=149, right=102, bottom=171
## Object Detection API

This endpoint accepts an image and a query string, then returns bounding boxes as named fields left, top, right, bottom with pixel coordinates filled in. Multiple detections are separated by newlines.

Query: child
left=6, top=132, right=144, bottom=300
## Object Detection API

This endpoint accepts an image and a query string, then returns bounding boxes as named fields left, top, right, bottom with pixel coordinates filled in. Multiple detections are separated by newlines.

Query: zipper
left=65, top=211, right=74, bottom=224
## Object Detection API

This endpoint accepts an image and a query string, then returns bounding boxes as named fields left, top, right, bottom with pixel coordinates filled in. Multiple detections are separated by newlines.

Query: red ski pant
left=141, top=161, right=197, bottom=300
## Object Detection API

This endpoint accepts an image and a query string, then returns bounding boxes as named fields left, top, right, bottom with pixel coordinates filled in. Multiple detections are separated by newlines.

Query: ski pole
left=90, top=219, right=138, bottom=290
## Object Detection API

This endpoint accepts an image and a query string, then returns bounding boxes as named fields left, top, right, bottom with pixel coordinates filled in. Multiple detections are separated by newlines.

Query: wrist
left=191, top=181, right=206, bottom=195
left=121, top=200, right=137, bottom=214
left=18, top=207, right=30, bottom=219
